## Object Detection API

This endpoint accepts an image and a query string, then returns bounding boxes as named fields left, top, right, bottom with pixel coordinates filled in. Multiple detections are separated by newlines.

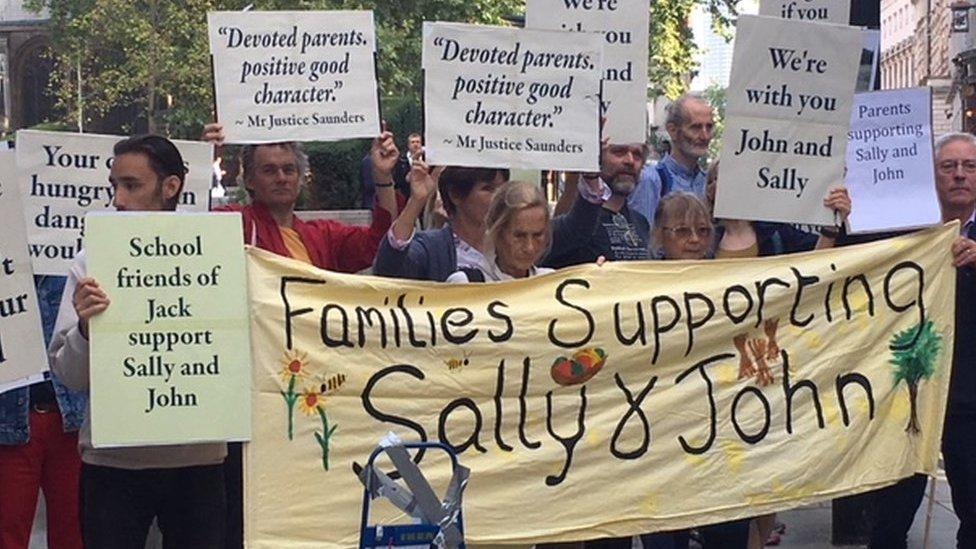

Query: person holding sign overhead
left=48, top=135, right=227, bottom=549
left=203, top=122, right=400, bottom=549
left=544, top=142, right=649, bottom=268
left=203, top=123, right=401, bottom=272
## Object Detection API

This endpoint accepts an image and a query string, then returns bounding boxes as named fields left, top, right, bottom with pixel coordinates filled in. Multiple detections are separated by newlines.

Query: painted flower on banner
left=298, top=388, right=327, bottom=416
left=276, top=348, right=344, bottom=472
left=280, top=349, right=310, bottom=381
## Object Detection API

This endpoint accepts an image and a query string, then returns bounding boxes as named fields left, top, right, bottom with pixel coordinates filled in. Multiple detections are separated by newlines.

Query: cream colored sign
left=16, top=130, right=213, bottom=276
left=423, top=22, right=602, bottom=171
left=526, top=0, right=649, bottom=144
left=714, top=15, right=861, bottom=225
left=245, top=224, right=956, bottom=548
left=0, top=150, right=48, bottom=387
left=759, top=0, right=851, bottom=24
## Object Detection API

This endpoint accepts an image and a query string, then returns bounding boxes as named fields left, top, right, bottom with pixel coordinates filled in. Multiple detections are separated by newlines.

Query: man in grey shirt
left=49, top=135, right=226, bottom=548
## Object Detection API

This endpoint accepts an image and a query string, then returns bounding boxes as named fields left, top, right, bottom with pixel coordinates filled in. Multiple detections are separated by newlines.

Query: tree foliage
left=26, top=0, right=522, bottom=139
left=889, top=321, right=941, bottom=386
left=649, top=0, right=738, bottom=99
left=28, top=0, right=741, bottom=138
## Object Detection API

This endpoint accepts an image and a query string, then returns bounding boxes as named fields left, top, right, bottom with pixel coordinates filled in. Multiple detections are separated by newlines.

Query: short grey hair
left=935, top=132, right=976, bottom=158
left=238, top=142, right=310, bottom=188
left=665, top=92, right=712, bottom=128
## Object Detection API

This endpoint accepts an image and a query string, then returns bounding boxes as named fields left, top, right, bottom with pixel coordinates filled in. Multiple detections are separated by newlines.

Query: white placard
left=422, top=22, right=602, bottom=171
left=525, top=0, right=649, bottom=144
left=208, top=10, right=380, bottom=143
left=759, top=0, right=851, bottom=24
left=714, top=15, right=861, bottom=225
left=0, top=150, right=49, bottom=387
left=845, top=88, right=938, bottom=234
left=16, top=130, right=213, bottom=276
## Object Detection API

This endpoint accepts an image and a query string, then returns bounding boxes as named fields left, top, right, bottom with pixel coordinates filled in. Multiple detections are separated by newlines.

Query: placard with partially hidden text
left=208, top=10, right=380, bottom=143
left=845, top=88, right=938, bottom=234
left=759, top=0, right=851, bottom=24
left=16, top=130, right=212, bottom=276
left=526, top=0, right=649, bottom=144
left=714, top=15, right=861, bottom=225
left=87, top=212, right=251, bottom=447
left=0, top=150, right=48, bottom=388
left=423, top=22, right=602, bottom=171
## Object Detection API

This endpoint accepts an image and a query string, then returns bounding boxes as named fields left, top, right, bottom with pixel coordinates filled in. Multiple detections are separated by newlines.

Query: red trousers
left=0, top=411, right=82, bottom=549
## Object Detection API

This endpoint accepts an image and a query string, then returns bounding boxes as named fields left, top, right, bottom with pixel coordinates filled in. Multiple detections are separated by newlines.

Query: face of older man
left=936, top=138, right=976, bottom=214
left=669, top=100, right=715, bottom=163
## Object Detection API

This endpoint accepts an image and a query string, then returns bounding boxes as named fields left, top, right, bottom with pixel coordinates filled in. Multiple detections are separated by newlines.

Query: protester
left=0, top=277, right=86, bottom=549
left=646, top=191, right=753, bottom=548
left=867, top=132, right=976, bottom=549
left=203, top=123, right=401, bottom=273
left=204, top=122, right=401, bottom=549
left=446, top=181, right=554, bottom=282
left=628, top=93, right=714, bottom=227
left=48, top=134, right=226, bottom=548
left=406, top=132, right=425, bottom=164
left=376, top=157, right=611, bottom=281
left=544, top=143, right=649, bottom=267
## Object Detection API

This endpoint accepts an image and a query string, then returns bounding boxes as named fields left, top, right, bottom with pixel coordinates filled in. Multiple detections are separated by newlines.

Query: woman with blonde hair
left=447, top=181, right=554, bottom=282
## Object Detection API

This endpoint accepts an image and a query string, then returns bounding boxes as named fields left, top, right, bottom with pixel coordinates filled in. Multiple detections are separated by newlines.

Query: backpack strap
left=656, top=162, right=674, bottom=198
left=460, top=268, right=486, bottom=283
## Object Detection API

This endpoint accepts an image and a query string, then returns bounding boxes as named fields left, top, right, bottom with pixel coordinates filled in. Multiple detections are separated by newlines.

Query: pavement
left=27, top=478, right=959, bottom=548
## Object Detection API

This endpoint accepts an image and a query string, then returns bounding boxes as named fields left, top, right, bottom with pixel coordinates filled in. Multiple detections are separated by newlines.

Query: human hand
left=202, top=123, right=225, bottom=147
left=408, top=162, right=440, bottom=203
left=371, top=129, right=399, bottom=183
left=74, top=278, right=110, bottom=339
left=824, top=187, right=851, bottom=225
left=953, top=236, right=976, bottom=268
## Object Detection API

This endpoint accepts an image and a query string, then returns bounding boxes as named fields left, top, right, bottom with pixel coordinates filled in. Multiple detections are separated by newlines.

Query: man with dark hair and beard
left=544, top=142, right=649, bottom=267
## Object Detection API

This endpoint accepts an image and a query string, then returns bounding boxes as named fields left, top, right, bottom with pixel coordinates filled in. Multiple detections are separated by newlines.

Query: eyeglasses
left=663, top=226, right=712, bottom=239
left=937, top=160, right=976, bottom=174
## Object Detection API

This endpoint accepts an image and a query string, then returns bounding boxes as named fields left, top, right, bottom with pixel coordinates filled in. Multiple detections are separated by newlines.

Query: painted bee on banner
left=444, top=352, right=470, bottom=373
left=319, top=373, right=347, bottom=394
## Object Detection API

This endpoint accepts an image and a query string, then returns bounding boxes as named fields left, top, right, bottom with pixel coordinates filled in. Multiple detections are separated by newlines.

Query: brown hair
left=485, top=181, right=551, bottom=256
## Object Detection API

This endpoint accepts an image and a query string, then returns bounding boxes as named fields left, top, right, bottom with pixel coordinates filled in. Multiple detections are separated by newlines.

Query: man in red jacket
left=204, top=123, right=400, bottom=272
left=203, top=125, right=401, bottom=549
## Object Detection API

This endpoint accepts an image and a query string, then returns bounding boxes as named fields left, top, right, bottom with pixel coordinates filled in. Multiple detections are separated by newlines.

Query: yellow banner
left=245, top=224, right=956, bottom=548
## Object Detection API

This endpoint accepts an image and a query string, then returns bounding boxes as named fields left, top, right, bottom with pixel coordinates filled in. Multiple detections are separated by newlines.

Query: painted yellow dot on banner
left=720, top=440, right=746, bottom=474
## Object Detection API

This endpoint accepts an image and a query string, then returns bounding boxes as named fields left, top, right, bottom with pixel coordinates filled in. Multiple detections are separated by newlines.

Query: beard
left=675, top=138, right=709, bottom=161
left=609, top=175, right=637, bottom=196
